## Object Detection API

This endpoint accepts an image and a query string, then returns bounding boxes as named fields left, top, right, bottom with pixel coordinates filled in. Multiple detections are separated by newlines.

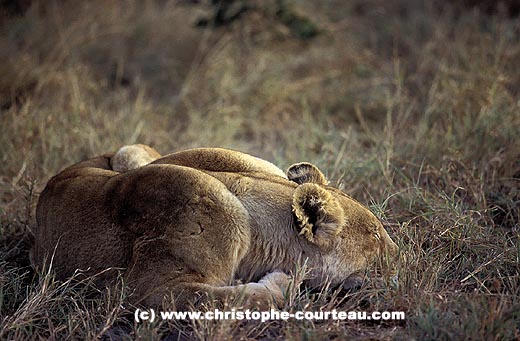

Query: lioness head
left=288, top=162, right=399, bottom=290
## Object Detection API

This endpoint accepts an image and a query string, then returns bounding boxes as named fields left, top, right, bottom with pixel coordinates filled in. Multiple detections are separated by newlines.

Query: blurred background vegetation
left=0, top=0, right=519, bottom=339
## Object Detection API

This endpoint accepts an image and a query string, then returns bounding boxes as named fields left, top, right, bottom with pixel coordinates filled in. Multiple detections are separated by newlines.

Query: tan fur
left=287, top=162, right=329, bottom=185
left=110, top=144, right=162, bottom=172
left=32, top=144, right=399, bottom=308
left=292, top=183, right=345, bottom=250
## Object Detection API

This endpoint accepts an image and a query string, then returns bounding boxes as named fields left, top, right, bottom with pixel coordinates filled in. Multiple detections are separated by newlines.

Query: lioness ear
left=292, top=183, right=345, bottom=249
left=287, top=162, right=328, bottom=185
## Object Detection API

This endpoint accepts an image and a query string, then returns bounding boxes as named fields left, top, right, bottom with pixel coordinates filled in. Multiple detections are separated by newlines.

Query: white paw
left=111, top=144, right=160, bottom=172
left=259, top=271, right=291, bottom=297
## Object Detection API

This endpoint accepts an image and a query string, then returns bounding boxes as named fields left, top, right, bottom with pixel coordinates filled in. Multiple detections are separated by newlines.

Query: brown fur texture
left=32, top=145, right=399, bottom=309
left=287, top=162, right=329, bottom=185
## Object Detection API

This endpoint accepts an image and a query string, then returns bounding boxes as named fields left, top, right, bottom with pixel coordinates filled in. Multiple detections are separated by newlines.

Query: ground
left=0, top=0, right=519, bottom=339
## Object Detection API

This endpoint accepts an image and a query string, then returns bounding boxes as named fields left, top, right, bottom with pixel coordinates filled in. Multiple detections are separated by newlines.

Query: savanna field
left=0, top=0, right=519, bottom=339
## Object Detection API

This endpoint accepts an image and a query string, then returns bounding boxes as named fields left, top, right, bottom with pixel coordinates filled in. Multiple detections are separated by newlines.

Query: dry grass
left=1, top=0, right=519, bottom=339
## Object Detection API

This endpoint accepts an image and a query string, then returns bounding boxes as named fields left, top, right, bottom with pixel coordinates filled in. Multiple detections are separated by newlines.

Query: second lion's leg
left=111, top=144, right=161, bottom=172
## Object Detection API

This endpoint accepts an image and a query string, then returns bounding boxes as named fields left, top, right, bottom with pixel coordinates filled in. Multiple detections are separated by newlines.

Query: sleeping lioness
left=32, top=145, right=399, bottom=308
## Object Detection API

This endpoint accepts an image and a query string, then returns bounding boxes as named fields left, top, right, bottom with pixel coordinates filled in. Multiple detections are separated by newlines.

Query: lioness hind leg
left=111, top=144, right=161, bottom=172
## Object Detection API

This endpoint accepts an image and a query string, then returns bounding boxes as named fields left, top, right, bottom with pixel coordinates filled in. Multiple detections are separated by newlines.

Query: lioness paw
left=257, top=271, right=290, bottom=304
left=259, top=271, right=291, bottom=292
